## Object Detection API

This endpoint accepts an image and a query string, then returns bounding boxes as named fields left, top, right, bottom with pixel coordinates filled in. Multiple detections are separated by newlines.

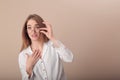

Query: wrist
left=26, top=66, right=33, bottom=76
left=50, top=36, right=56, bottom=42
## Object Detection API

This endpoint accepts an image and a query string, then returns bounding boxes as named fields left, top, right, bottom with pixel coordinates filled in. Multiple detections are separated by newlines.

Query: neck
left=31, top=40, right=44, bottom=52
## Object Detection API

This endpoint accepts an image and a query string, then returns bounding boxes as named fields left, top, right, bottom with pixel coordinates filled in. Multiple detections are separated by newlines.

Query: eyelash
left=27, top=27, right=31, bottom=29
left=27, top=26, right=40, bottom=30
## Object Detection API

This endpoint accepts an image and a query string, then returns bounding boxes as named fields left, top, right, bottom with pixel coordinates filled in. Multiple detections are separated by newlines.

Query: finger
left=40, top=30, right=47, bottom=36
left=34, top=54, right=41, bottom=63
left=31, top=50, right=36, bottom=56
left=33, top=51, right=41, bottom=64
left=38, top=51, right=42, bottom=58
left=40, top=28, right=48, bottom=33
left=40, top=28, right=48, bottom=31
left=34, top=50, right=41, bottom=60
left=39, top=51, right=42, bottom=58
left=42, top=21, right=51, bottom=28
left=42, top=21, right=48, bottom=24
left=26, top=54, right=29, bottom=58
left=33, top=49, right=38, bottom=58
left=34, top=57, right=40, bottom=64
left=42, top=21, right=49, bottom=24
left=32, top=52, right=39, bottom=63
left=34, top=50, right=41, bottom=59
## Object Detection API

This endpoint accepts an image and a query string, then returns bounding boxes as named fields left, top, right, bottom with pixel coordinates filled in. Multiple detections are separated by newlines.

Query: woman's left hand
left=40, top=21, right=55, bottom=40
left=40, top=21, right=60, bottom=47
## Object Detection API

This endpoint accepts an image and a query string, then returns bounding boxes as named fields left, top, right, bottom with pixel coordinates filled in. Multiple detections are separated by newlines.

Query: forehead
left=27, top=19, right=38, bottom=26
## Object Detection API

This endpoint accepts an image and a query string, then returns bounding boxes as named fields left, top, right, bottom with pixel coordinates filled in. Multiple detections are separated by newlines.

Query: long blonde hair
left=20, top=14, right=49, bottom=52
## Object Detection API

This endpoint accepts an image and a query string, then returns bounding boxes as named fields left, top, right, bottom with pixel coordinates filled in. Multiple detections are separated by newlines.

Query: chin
left=31, top=37, right=39, bottom=41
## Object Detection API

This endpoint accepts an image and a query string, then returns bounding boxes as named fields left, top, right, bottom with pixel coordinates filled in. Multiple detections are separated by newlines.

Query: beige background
left=0, top=0, right=120, bottom=80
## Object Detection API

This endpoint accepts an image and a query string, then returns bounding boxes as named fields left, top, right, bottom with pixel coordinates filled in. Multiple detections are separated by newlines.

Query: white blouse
left=18, top=40, right=73, bottom=80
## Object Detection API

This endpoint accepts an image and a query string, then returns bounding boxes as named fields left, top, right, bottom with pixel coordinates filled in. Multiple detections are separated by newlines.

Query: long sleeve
left=18, top=53, right=34, bottom=80
left=18, top=42, right=72, bottom=80
left=48, top=40, right=73, bottom=62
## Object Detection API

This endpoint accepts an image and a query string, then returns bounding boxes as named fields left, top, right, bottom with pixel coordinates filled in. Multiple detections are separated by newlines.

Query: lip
left=31, top=34, right=38, bottom=37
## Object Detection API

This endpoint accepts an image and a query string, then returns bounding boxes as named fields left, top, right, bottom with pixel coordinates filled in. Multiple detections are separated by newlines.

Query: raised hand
left=26, top=50, right=41, bottom=77
left=40, top=21, right=55, bottom=40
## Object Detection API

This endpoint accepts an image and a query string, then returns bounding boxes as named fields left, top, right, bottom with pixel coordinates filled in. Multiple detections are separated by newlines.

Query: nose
left=31, top=28, right=36, bottom=33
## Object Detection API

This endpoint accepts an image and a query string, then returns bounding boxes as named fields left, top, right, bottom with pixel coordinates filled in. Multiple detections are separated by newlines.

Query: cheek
left=27, top=30, right=30, bottom=34
left=36, top=29, right=40, bottom=34
left=27, top=30, right=31, bottom=36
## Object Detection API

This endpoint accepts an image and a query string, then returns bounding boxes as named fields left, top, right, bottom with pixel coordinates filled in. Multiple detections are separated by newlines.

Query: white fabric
left=18, top=40, right=73, bottom=80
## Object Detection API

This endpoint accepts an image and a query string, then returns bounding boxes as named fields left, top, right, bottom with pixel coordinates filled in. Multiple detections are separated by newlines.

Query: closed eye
left=27, top=26, right=31, bottom=29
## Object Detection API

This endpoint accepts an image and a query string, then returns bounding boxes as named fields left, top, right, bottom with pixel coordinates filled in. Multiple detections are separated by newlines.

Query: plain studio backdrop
left=0, top=0, right=120, bottom=80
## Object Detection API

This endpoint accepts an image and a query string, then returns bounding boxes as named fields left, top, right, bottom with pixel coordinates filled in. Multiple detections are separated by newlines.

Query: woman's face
left=27, top=19, right=40, bottom=41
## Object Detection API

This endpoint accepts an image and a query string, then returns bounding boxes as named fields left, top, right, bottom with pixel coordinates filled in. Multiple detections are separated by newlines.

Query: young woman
left=18, top=14, right=73, bottom=80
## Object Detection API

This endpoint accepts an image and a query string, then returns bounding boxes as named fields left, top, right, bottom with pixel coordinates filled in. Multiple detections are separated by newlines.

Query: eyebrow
left=27, top=24, right=31, bottom=27
left=35, top=24, right=39, bottom=26
left=27, top=24, right=39, bottom=27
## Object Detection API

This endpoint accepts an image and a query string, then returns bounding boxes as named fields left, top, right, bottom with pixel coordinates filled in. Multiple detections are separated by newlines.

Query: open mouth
left=31, top=34, right=38, bottom=37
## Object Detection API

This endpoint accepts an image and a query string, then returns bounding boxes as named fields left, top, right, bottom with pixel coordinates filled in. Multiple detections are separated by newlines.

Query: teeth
left=32, top=35, right=37, bottom=37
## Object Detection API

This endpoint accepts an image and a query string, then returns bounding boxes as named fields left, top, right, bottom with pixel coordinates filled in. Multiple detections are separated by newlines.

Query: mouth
left=31, top=34, right=38, bottom=37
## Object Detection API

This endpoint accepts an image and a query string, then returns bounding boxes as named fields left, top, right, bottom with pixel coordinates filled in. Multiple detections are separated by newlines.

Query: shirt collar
left=27, top=42, right=48, bottom=59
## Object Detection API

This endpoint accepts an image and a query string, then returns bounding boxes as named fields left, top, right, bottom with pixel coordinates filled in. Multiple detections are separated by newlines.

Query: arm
left=18, top=53, right=33, bottom=80
left=18, top=50, right=41, bottom=80
left=40, top=21, right=73, bottom=62
left=49, top=39, right=73, bottom=62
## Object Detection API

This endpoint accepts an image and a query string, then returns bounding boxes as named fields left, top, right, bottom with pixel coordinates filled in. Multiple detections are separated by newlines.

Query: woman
left=18, top=14, right=73, bottom=80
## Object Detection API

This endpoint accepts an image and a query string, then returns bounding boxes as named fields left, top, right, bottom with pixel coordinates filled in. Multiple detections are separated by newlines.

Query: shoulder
left=46, top=40, right=65, bottom=48
left=46, top=40, right=53, bottom=46
left=46, top=40, right=62, bottom=47
left=19, top=46, right=30, bottom=59
left=45, top=40, right=57, bottom=49
left=18, top=46, right=31, bottom=65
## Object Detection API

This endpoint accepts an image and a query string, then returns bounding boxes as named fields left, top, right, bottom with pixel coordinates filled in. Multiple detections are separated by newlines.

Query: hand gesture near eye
left=26, top=50, right=41, bottom=77
left=40, top=21, right=61, bottom=47
left=40, top=21, right=55, bottom=41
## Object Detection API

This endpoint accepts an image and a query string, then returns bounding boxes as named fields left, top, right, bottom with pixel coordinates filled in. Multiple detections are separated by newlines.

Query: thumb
left=26, top=54, right=29, bottom=58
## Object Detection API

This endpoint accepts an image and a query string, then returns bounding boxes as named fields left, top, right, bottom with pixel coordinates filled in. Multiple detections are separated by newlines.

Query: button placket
left=41, top=60, right=48, bottom=80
